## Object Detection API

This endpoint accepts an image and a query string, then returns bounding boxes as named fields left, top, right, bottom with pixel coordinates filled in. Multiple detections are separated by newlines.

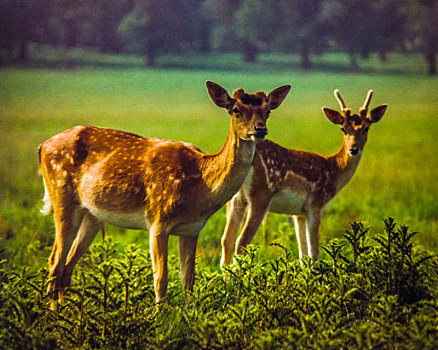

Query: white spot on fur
left=258, top=154, right=275, bottom=189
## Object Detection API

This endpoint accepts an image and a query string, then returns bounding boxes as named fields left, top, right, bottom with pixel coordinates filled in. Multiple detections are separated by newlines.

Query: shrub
left=0, top=218, right=437, bottom=349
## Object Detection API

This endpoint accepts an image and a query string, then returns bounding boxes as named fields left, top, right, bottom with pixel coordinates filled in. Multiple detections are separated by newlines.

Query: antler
left=334, top=89, right=347, bottom=111
left=334, top=89, right=352, bottom=118
left=358, top=90, right=373, bottom=118
left=361, top=90, right=373, bottom=110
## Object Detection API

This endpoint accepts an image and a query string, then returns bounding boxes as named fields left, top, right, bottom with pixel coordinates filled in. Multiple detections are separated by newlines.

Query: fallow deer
left=221, top=89, right=387, bottom=266
left=39, top=81, right=291, bottom=302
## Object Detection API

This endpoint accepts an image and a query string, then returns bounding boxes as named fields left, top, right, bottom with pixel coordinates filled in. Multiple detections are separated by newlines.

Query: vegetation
left=0, top=0, right=437, bottom=74
left=0, top=52, right=437, bottom=348
left=0, top=219, right=437, bottom=349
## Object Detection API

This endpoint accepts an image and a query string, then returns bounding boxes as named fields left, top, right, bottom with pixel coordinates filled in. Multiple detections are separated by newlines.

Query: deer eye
left=233, top=108, right=241, bottom=115
left=341, top=127, right=347, bottom=134
left=363, top=127, right=370, bottom=133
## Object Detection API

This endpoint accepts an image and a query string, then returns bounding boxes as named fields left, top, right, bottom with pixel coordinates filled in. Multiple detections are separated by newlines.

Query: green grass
left=0, top=53, right=437, bottom=271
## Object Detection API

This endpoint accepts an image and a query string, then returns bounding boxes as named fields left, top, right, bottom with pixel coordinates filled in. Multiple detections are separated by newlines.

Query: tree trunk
left=98, top=11, right=120, bottom=53
left=425, top=45, right=436, bottom=76
left=379, top=49, right=387, bottom=62
left=242, top=42, right=257, bottom=62
left=64, top=19, right=78, bottom=48
left=300, top=44, right=311, bottom=69
left=144, top=51, right=155, bottom=66
left=17, top=40, right=28, bottom=63
left=349, top=52, right=359, bottom=72
left=199, top=19, right=211, bottom=53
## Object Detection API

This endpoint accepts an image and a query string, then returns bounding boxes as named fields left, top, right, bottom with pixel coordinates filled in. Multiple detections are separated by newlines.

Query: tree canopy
left=0, top=0, right=436, bottom=74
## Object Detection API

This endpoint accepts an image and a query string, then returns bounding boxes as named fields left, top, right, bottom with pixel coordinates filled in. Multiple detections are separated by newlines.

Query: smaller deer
left=39, top=81, right=291, bottom=303
left=221, top=90, right=387, bottom=266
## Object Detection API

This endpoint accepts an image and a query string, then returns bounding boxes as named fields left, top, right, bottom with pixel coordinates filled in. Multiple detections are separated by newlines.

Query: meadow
left=0, top=52, right=438, bottom=348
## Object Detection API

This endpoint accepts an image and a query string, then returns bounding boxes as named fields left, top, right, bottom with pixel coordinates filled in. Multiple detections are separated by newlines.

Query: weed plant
left=1, top=218, right=437, bottom=349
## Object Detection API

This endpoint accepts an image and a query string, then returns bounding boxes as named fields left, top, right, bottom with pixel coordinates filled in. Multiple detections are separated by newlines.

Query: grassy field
left=0, top=52, right=437, bottom=348
left=1, top=55, right=437, bottom=269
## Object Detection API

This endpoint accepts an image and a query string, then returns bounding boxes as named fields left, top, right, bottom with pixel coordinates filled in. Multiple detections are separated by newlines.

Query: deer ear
left=206, top=81, right=232, bottom=109
left=322, top=107, right=344, bottom=125
left=369, top=104, right=387, bottom=123
left=268, top=85, right=291, bottom=110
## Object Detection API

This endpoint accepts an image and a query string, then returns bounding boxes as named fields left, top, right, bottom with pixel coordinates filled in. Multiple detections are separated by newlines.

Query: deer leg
left=235, top=198, right=270, bottom=255
left=48, top=206, right=84, bottom=300
left=63, top=212, right=101, bottom=289
left=178, top=235, right=199, bottom=294
left=306, top=209, right=321, bottom=262
left=292, top=215, right=308, bottom=261
left=221, top=193, right=248, bottom=267
left=149, top=224, right=169, bottom=302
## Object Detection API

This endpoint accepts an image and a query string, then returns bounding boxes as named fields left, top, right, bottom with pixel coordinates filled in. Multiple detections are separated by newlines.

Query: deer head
left=206, top=81, right=291, bottom=142
left=323, top=89, right=387, bottom=156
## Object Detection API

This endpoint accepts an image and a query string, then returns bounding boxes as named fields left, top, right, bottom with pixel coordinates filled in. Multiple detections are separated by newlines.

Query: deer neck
left=331, top=142, right=362, bottom=192
left=200, top=123, right=255, bottom=204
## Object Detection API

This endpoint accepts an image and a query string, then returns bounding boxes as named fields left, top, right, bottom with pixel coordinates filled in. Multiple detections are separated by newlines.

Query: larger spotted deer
left=39, top=81, right=291, bottom=302
left=221, top=89, right=387, bottom=267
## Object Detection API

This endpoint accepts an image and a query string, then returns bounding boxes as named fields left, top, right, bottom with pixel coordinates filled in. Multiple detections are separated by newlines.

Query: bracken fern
left=0, top=218, right=437, bottom=349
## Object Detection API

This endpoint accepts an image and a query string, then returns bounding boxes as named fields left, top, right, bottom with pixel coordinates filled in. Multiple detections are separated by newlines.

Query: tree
left=234, top=0, right=279, bottom=62
left=118, top=0, right=189, bottom=66
left=46, top=0, right=132, bottom=52
left=89, top=0, right=134, bottom=53
left=184, top=0, right=212, bottom=53
left=204, top=0, right=278, bottom=62
left=0, top=0, right=51, bottom=64
left=404, top=0, right=438, bottom=75
left=202, top=0, right=243, bottom=54
left=320, top=0, right=374, bottom=72
left=274, top=0, right=327, bottom=69
left=369, top=0, right=406, bottom=61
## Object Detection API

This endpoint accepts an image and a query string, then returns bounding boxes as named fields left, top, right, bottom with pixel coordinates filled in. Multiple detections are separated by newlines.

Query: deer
left=221, top=89, right=387, bottom=267
left=39, top=81, right=291, bottom=303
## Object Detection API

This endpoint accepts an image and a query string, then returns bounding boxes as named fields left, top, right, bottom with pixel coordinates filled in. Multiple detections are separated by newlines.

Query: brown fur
left=40, top=81, right=291, bottom=303
left=221, top=90, right=387, bottom=266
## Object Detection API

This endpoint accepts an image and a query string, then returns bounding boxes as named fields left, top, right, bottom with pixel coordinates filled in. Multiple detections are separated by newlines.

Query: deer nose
left=349, top=147, right=359, bottom=156
left=254, top=124, right=267, bottom=138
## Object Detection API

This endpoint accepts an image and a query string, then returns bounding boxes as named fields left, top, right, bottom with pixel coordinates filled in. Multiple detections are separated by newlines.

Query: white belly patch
left=82, top=202, right=149, bottom=230
left=269, top=189, right=306, bottom=215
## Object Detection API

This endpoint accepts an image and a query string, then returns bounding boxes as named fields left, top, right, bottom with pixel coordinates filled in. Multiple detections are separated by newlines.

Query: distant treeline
left=0, top=0, right=437, bottom=74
